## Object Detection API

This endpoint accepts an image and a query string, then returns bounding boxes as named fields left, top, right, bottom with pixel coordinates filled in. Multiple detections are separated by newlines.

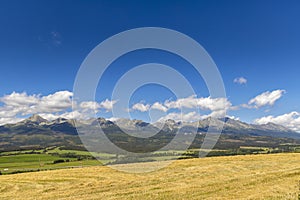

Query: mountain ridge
left=0, top=114, right=298, bottom=137
left=0, top=114, right=299, bottom=152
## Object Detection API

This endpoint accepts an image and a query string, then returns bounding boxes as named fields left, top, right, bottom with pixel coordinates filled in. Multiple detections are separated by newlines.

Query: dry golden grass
left=0, top=153, right=300, bottom=200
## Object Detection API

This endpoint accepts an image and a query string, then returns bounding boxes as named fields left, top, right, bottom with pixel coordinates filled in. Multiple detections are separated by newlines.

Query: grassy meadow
left=0, top=153, right=299, bottom=199
left=0, top=147, right=113, bottom=174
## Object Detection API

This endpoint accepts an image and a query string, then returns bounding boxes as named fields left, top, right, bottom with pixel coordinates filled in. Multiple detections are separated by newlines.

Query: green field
left=0, top=147, right=115, bottom=174
left=0, top=147, right=184, bottom=174
left=1, top=145, right=299, bottom=175
left=0, top=153, right=103, bottom=174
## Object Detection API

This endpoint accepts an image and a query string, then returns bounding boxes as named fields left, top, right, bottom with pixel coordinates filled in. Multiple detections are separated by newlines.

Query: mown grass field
left=0, top=153, right=299, bottom=199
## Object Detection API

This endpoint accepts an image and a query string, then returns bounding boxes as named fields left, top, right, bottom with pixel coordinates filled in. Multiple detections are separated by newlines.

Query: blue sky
left=0, top=0, right=300, bottom=131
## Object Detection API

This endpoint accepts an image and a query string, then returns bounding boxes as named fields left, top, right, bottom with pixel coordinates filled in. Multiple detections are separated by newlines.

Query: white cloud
left=107, top=117, right=119, bottom=122
left=234, top=77, right=247, bottom=85
left=0, top=91, right=117, bottom=125
left=157, top=111, right=241, bottom=123
left=60, top=111, right=89, bottom=119
left=206, top=110, right=227, bottom=119
left=248, top=89, right=285, bottom=108
left=0, top=91, right=73, bottom=116
left=0, top=105, right=27, bottom=118
left=38, top=91, right=73, bottom=113
left=79, top=99, right=117, bottom=112
left=0, top=117, right=23, bottom=125
left=151, top=102, right=168, bottom=112
left=38, top=113, right=61, bottom=121
left=132, top=103, right=150, bottom=112
left=164, top=96, right=232, bottom=112
left=130, top=96, right=230, bottom=122
left=99, top=99, right=117, bottom=111
left=254, top=111, right=300, bottom=132
left=226, top=115, right=240, bottom=121
left=164, top=96, right=198, bottom=109
left=39, top=110, right=92, bottom=121
left=79, top=101, right=100, bottom=110
left=198, top=97, right=232, bottom=111
left=1, top=92, right=39, bottom=106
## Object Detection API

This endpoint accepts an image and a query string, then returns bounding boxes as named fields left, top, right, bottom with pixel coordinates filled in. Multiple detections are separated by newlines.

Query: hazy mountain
left=112, top=118, right=161, bottom=137
left=255, top=122, right=291, bottom=133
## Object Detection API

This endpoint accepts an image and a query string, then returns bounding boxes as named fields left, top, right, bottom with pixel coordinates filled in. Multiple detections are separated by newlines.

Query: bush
left=53, top=159, right=65, bottom=164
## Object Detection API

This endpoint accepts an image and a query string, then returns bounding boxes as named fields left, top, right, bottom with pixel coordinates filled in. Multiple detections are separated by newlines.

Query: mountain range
left=1, top=114, right=298, bottom=136
left=0, top=114, right=299, bottom=152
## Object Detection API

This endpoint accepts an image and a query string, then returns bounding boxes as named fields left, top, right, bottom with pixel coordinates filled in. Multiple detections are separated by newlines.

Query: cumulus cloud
left=39, top=111, right=92, bottom=121
left=79, top=101, right=100, bottom=110
left=157, top=111, right=240, bottom=123
left=254, top=111, right=300, bottom=132
left=248, top=89, right=285, bottom=108
left=0, top=90, right=73, bottom=115
left=234, top=77, right=247, bottom=85
left=164, top=95, right=232, bottom=111
left=79, top=99, right=117, bottom=112
left=38, top=113, right=61, bottom=121
left=0, top=117, right=23, bottom=125
left=198, top=97, right=232, bottom=111
left=60, top=111, right=90, bottom=119
left=0, top=91, right=117, bottom=125
left=130, top=96, right=231, bottom=121
left=151, top=102, right=168, bottom=112
left=1, top=92, right=39, bottom=106
left=107, top=117, right=119, bottom=122
left=164, top=96, right=198, bottom=109
left=206, top=110, right=227, bottom=119
left=38, top=91, right=73, bottom=113
left=132, top=103, right=150, bottom=112
left=99, top=99, right=118, bottom=111
left=227, top=115, right=240, bottom=121
left=0, top=105, right=27, bottom=118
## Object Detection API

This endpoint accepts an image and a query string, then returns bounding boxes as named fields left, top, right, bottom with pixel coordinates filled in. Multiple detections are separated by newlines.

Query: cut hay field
left=0, top=153, right=300, bottom=200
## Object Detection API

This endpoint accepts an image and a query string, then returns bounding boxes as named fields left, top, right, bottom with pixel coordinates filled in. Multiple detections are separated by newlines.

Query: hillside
left=0, top=153, right=299, bottom=200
